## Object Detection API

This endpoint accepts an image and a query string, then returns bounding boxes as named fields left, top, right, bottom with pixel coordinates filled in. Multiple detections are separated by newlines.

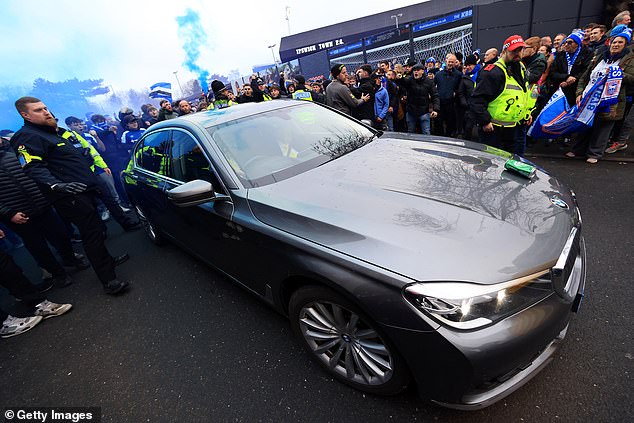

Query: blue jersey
left=121, top=128, right=145, bottom=146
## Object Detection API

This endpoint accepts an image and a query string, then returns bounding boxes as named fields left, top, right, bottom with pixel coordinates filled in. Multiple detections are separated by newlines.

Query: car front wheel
left=289, top=285, right=409, bottom=395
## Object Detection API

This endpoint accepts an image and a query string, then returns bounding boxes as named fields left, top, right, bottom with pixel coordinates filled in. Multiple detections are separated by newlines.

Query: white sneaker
left=0, top=315, right=43, bottom=338
left=100, top=210, right=111, bottom=221
left=34, top=300, right=72, bottom=319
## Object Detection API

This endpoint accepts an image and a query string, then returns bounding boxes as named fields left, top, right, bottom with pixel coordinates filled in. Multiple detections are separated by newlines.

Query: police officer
left=62, top=119, right=141, bottom=232
left=470, top=35, right=533, bottom=154
left=11, top=97, right=131, bottom=295
left=292, top=75, right=325, bottom=104
left=0, top=136, right=88, bottom=288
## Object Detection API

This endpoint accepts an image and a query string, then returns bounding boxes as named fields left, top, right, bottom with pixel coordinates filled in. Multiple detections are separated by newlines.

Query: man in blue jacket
left=371, top=72, right=389, bottom=130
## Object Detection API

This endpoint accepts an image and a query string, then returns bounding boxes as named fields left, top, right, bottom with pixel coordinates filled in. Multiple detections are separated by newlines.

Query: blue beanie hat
left=426, top=57, right=436, bottom=63
left=565, top=29, right=584, bottom=47
left=612, top=26, right=632, bottom=43
left=610, top=24, right=628, bottom=38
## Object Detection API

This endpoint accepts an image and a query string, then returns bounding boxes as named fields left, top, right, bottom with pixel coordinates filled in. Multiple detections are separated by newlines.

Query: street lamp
left=391, top=13, right=403, bottom=29
left=285, top=6, right=291, bottom=35
left=173, top=71, right=183, bottom=97
left=268, top=44, right=277, bottom=64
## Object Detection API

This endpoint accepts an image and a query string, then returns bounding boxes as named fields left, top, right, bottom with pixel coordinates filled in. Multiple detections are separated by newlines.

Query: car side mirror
left=167, top=179, right=216, bottom=207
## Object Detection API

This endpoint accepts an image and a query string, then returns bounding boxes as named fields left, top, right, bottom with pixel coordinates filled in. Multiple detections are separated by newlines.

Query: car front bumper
left=380, top=236, right=586, bottom=409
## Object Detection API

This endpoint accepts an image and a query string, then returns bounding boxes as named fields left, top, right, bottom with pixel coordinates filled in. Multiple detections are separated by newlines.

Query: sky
left=1, top=0, right=423, bottom=94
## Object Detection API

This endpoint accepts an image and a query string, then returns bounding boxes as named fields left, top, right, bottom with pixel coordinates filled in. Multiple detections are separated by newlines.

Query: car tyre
left=134, top=205, right=164, bottom=246
left=289, top=285, right=410, bottom=395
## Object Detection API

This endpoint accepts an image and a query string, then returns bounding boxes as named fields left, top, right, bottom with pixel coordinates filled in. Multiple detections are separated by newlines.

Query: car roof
left=156, top=100, right=304, bottom=130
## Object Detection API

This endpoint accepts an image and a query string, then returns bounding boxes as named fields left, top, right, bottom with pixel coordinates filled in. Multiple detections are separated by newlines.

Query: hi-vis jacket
left=61, top=129, right=108, bottom=173
left=469, top=59, right=532, bottom=127
left=10, top=121, right=99, bottom=200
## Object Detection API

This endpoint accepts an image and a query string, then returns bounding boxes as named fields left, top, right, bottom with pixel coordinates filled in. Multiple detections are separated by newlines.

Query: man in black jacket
left=0, top=137, right=88, bottom=288
left=11, top=97, right=131, bottom=295
left=395, top=64, right=440, bottom=134
left=351, top=65, right=376, bottom=125
left=548, top=30, right=592, bottom=107
left=456, top=55, right=478, bottom=140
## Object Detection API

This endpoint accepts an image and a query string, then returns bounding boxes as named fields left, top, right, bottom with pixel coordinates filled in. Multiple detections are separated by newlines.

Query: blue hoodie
left=374, top=86, right=389, bottom=120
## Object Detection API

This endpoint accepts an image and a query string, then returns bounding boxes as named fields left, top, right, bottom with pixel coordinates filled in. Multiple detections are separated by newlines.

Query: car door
left=127, top=129, right=173, bottom=230
left=161, top=128, right=238, bottom=274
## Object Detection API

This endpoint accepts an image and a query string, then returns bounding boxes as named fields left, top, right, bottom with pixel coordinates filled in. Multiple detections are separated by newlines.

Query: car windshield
left=207, top=103, right=376, bottom=187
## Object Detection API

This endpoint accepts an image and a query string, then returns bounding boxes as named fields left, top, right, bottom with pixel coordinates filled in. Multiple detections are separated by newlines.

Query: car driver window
left=137, top=131, right=170, bottom=176
left=170, top=130, right=219, bottom=187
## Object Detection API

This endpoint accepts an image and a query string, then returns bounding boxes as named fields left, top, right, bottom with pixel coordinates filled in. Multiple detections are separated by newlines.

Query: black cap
left=464, top=54, right=478, bottom=66
left=122, top=115, right=137, bottom=126
left=405, top=58, right=417, bottom=67
left=412, top=64, right=425, bottom=71
left=295, top=75, right=306, bottom=85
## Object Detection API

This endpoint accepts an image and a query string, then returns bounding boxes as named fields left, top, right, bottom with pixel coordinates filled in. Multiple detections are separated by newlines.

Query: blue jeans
left=406, top=112, right=431, bottom=135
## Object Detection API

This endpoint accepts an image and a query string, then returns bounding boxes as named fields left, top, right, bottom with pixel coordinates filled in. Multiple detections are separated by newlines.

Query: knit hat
left=330, top=63, right=345, bottom=78
left=211, top=80, right=227, bottom=94
left=565, top=29, right=585, bottom=47
left=612, top=26, right=632, bottom=43
left=425, top=57, right=436, bottom=63
left=610, top=24, right=628, bottom=38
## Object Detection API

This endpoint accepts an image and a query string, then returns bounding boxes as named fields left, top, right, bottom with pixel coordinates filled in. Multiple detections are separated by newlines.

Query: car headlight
left=403, top=271, right=553, bottom=330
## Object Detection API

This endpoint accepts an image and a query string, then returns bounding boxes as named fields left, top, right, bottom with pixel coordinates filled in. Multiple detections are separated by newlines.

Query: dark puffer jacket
left=0, top=140, right=49, bottom=221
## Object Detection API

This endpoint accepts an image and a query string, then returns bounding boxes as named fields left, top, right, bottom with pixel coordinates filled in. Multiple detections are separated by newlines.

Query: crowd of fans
left=0, top=10, right=632, bottom=337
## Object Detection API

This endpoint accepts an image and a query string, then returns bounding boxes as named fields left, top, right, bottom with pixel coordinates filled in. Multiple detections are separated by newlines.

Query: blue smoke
left=176, top=9, right=210, bottom=94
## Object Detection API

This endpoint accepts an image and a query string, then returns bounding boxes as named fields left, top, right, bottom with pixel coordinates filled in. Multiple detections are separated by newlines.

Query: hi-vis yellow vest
left=487, top=60, right=530, bottom=127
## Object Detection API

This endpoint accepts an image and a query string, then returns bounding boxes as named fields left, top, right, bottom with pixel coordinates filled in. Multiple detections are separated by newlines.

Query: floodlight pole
left=391, top=13, right=403, bottom=29
left=268, top=44, right=277, bottom=64
left=285, top=6, right=291, bottom=35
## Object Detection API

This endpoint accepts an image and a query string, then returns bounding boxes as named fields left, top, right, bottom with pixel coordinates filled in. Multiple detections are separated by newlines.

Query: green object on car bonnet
left=504, top=159, right=536, bottom=178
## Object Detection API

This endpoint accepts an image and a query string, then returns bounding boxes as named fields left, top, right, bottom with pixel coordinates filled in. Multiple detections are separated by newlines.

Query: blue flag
left=529, top=65, right=623, bottom=139
left=149, top=82, right=172, bottom=100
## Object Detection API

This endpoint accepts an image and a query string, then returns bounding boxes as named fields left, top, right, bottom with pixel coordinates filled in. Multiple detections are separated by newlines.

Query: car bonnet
left=247, top=137, right=578, bottom=284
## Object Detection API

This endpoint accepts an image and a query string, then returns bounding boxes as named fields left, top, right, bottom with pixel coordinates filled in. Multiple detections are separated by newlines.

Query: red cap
left=502, top=35, right=527, bottom=51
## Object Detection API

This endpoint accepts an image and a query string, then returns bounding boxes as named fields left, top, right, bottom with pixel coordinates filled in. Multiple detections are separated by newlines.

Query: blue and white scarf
left=565, top=47, right=581, bottom=74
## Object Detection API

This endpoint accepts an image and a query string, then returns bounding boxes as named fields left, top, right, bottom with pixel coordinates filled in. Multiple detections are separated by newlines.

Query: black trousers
left=53, top=192, right=116, bottom=284
left=94, top=175, right=138, bottom=229
left=7, top=208, right=74, bottom=278
left=0, top=249, right=46, bottom=320
left=438, top=99, right=457, bottom=137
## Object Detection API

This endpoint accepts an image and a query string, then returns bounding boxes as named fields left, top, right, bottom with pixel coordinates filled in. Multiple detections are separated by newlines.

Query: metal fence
left=329, top=23, right=473, bottom=71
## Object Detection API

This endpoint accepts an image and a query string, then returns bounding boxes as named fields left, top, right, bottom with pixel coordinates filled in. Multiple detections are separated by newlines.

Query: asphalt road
left=1, top=157, right=632, bottom=423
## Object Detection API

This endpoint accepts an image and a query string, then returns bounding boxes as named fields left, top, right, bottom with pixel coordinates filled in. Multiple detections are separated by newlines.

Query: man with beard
left=157, top=99, right=178, bottom=121
left=470, top=35, right=532, bottom=154
left=11, top=97, right=131, bottom=295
